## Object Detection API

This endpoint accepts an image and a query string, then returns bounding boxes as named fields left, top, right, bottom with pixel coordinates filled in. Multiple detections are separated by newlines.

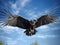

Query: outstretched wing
left=16, top=16, right=31, bottom=29
left=7, top=15, right=31, bottom=29
left=35, top=14, right=56, bottom=28
left=0, top=7, right=31, bottom=29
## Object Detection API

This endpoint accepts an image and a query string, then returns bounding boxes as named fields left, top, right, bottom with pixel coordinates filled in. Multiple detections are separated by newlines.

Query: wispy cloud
left=6, top=38, right=17, bottom=45
left=0, top=24, right=59, bottom=45
left=10, top=0, right=31, bottom=15
left=1, top=26, right=26, bottom=40
left=0, top=36, right=17, bottom=45
left=21, top=0, right=30, bottom=7
left=57, top=17, right=60, bottom=23
left=30, top=34, right=59, bottom=39
left=25, top=8, right=45, bottom=20
left=37, top=24, right=60, bottom=32
left=37, top=35, right=58, bottom=39
left=1, top=26, right=18, bottom=34
left=0, top=28, right=25, bottom=45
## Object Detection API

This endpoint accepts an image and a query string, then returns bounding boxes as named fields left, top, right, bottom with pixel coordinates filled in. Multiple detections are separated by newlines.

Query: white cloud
left=37, top=35, right=58, bottom=39
left=38, top=25, right=49, bottom=30
left=30, top=35, right=58, bottom=39
left=16, top=34, right=26, bottom=42
left=24, top=8, right=50, bottom=20
left=7, top=39, right=17, bottom=45
left=36, top=22, right=60, bottom=31
left=25, top=9, right=41, bottom=20
left=0, top=33, right=26, bottom=45
left=0, top=36, right=17, bottom=45
left=10, top=0, right=31, bottom=15
left=0, top=25, right=26, bottom=42
left=36, top=25, right=50, bottom=31
left=40, top=26, right=60, bottom=31
left=21, top=0, right=30, bottom=7
left=6, top=37, right=17, bottom=45
left=1, top=26, right=20, bottom=34
left=11, top=3, right=17, bottom=10
left=57, top=17, right=60, bottom=22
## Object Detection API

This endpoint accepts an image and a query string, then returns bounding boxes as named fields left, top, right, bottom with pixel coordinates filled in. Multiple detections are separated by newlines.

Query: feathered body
left=6, top=15, right=56, bottom=36
left=0, top=7, right=56, bottom=36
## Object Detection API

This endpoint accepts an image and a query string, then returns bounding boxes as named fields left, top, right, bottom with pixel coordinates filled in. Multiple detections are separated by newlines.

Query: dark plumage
left=6, top=15, right=56, bottom=36
left=0, top=7, right=56, bottom=36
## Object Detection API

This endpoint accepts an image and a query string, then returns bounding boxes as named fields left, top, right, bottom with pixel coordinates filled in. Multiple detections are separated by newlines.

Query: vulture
left=0, top=7, right=56, bottom=36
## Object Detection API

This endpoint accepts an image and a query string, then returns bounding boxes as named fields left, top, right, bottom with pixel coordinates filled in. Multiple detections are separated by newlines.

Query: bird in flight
left=0, top=7, right=56, bottom=36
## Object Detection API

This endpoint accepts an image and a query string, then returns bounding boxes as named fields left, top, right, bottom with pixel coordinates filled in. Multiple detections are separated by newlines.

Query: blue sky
left=0, top=0, right=60, bottom=45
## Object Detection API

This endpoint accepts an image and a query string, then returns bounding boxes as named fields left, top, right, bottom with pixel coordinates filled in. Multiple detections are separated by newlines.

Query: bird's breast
left=30, top=25, right=35, bottom=30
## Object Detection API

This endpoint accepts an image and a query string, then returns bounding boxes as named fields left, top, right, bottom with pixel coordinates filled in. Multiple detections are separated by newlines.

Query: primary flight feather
left=0, top=7, right=56, bottom=36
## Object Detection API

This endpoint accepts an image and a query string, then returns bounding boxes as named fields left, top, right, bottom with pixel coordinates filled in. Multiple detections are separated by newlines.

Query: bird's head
left=24, top=29, right=37, bottom=36
left=30, top=20, right=37, bottom=25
